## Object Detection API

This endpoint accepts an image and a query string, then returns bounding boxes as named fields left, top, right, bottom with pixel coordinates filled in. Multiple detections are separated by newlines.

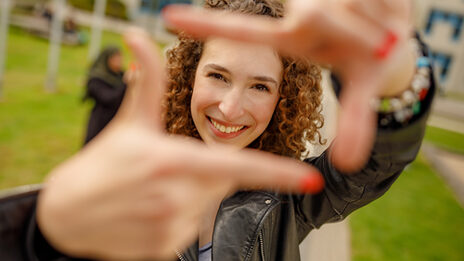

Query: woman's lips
left=207, top=117, right=248, bottom=139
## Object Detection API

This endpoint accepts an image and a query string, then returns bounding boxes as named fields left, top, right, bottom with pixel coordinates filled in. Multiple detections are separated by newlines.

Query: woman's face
left=191, top=38, right=282, bottom=149
left=108, top=52, right=123, bottom=73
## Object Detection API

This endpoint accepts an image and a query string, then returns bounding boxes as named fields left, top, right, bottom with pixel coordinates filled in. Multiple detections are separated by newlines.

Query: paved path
left=425, top=97, right=464, bottom=208
left=301, top=220, right=351, bottom=261
left=422, top=143, right=464, bottom=208
left=299, top=71, right=350, bottom=261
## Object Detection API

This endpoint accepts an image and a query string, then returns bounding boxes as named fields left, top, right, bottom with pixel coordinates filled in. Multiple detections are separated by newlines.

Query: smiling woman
left=191, top=38, right=282, bottom=149
left=0, top=0, right=436, bottom=260
left=166, top=36, right=324, bottom=157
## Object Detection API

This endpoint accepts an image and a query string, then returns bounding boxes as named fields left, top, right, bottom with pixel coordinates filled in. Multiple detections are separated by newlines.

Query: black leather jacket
left=0, top=38, right=435, bottom=261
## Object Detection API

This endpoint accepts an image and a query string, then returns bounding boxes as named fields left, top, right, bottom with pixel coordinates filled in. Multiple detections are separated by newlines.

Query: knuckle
left=304, top=2, right=325, bottom=21
left=141, top=196, right=180, bottom=221
left=343, top=0, right=358, bottom=9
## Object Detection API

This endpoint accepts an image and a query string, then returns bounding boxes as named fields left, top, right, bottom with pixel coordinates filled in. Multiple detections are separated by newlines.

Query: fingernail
left=300, top=172, right=324, bottom=194
left=374, top=31, right=398, bottom=60
left=130, top=62, right=138, bottom=71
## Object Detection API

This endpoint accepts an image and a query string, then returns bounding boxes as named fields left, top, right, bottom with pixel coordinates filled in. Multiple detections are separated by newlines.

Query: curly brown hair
left=165, top=0, right=325, bottom=159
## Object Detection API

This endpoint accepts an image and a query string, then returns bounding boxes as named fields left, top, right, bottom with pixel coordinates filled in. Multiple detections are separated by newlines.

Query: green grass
left=68, top=0, right=129, bottom=20
left=0, top=26, right=127, bottom=189
left=350, top=154, right=464, bottom=261
left=424, top=125, right=464, bottom=154
left=350, top=125, right=464, bottom=261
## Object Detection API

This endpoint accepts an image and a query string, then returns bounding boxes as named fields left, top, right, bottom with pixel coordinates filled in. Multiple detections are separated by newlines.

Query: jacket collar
left=178, top=191, right=280, bottom=261
left=212, top=191, right=280, bottom=261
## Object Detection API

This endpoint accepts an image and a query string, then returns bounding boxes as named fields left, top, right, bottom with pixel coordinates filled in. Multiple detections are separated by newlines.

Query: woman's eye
left=253, top=84, right=270, bottom=92
left=208, top=72, right=226, bottom=81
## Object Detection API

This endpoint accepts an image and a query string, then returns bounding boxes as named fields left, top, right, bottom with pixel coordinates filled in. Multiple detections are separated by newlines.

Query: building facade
left=414, top=0, right=464, bottom=94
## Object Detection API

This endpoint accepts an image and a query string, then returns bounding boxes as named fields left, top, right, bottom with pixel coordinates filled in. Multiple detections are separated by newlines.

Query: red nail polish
left=375, top=31, right=398, bottom=60
left=130, top=62, right=136, bottom=71
left=300, top=172, right=324, bottom=194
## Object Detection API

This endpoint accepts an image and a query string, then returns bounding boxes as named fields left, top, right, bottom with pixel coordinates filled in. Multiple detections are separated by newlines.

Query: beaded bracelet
left=372, top=37, right=432, bottom=127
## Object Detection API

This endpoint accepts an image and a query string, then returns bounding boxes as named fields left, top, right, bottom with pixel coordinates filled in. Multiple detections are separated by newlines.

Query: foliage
left=68, top=0, right=129, bottom=20
left=424, top=126, right=464, bottom=154
left=11, top=0, right=128, bottom=20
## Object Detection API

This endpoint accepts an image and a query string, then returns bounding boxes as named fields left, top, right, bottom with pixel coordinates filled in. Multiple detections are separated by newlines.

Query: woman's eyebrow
left=204, top=63, right=230, bottom=73
left=253, top=76, right=278, bottom=86
left=204, top=63, right=278, bottom=87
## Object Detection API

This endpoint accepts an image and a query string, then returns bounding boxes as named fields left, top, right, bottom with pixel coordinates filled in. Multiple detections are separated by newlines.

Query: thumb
left=330, top=73, right=377, bottom=173
left=117, top=28, right=166, bottom=130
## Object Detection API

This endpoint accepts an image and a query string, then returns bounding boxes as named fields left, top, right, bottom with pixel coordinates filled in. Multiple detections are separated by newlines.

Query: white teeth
left=210, top=118, right=244, bottom=134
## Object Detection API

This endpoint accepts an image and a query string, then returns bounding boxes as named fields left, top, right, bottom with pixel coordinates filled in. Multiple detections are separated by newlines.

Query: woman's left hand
left=162, top=0, right=415, bottom=172
left=37, top=30, right=324, bottom=260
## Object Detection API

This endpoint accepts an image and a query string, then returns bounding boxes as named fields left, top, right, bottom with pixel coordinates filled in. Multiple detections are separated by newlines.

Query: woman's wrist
left=372, top=35, right=433, bottom=127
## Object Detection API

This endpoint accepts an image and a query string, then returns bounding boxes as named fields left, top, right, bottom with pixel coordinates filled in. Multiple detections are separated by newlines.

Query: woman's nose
left=218, top=89, right=245, bottom=121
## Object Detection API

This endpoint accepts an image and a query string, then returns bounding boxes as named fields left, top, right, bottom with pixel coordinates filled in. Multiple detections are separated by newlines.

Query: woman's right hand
left=36, top=29, right=322, bottom=260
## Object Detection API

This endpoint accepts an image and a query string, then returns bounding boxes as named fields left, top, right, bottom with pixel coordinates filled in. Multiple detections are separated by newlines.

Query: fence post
left=0, top=0, right=12, bottom=100
left=45, top=0, right=66, bottom=93
left=88, top=0, right=107, bottom=62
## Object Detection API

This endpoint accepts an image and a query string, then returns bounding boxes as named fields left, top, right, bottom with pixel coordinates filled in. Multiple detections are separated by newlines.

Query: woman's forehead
left=201, top=38, right=283, bottom=76
left=203, top=38, right=279, bottom=57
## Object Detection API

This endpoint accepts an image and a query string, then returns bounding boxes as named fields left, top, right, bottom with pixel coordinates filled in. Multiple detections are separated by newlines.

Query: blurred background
left=0, top=0, right=463, bottom=260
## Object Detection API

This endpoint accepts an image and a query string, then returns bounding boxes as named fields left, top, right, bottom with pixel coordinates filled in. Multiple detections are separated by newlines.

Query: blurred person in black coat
left=83, top=46, right=126, bottom=144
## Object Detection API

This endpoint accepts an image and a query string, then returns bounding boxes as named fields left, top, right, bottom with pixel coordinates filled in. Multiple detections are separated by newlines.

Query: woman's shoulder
left=87, top=77, right=112, bottom=87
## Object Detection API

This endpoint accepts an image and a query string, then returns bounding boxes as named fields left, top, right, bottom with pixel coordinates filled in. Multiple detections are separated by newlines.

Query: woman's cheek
left=253, top=99, right=278, bottom=131
left=194, top=87, right=219, bottom=110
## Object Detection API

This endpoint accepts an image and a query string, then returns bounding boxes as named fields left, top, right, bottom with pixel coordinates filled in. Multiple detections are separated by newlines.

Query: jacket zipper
left=259, top=230, right=265, bottom=261
left=244, top=195, right=278, bottom=261
left=175, top=249, right=188, bottom=261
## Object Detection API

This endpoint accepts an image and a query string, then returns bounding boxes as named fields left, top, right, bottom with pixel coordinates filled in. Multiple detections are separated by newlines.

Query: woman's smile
left=207, top=116, right=249, bottom=139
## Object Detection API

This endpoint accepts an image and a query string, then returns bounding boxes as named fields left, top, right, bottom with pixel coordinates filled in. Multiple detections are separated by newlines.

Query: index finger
left=330, top=71, right=378, bottom=172
left=120, top=28, right=166, bottom=130
left=162, top=5, right=282, bottom=45
left=169, top=140, right=325, bottom=194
